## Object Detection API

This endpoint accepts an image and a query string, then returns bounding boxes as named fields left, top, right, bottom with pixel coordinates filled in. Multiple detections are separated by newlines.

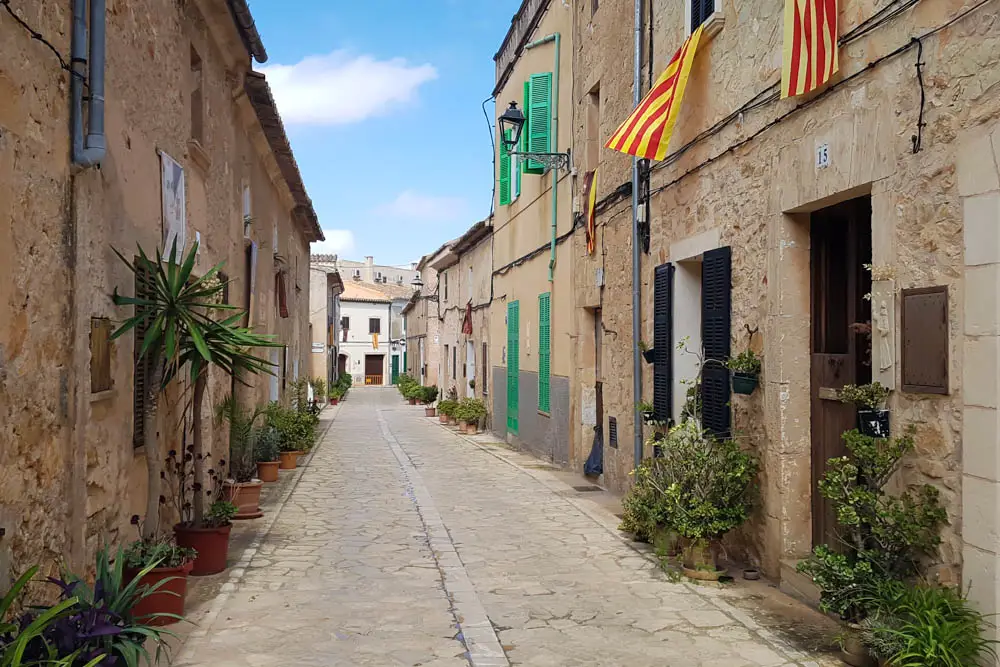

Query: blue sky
left=251, top=1, right=522, bottom=266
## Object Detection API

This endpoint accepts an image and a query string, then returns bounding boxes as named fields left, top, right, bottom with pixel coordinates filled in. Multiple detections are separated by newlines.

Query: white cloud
left=259, top=52, right=437, bottom=126
left=311, top=229, right=356, bottom=255
left=373, top=190, right=467, bottom=222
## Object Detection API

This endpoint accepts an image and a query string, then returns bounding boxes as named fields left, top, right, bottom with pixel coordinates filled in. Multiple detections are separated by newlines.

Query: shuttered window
left=507, top=301, right=520, bottom=433
left=525, top=72, right=552, bottom=174
left=701, top=247, right=732, bottom=438
left=482, top=343, right=488, bottom=395
left=538, top=292, right=551, bottom=413
left=132, top=261, right=152, bottom=448
left=369, top=318, right=381, bottom=335
left=90, top=317, right=113, bottom=393
left=499, top=130, right=512, bottom=206
left=691, top=0, right=717, bottom=32
left=653, top=264, right=674, bottom=423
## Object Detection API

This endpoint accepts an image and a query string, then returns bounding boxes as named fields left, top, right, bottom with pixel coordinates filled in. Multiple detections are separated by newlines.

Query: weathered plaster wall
left=574, top=0, right=996, bottom=580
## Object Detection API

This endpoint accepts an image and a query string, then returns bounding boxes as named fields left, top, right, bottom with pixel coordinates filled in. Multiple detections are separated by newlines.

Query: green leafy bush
left=123, top=515, right=196, bottom=569
left=797, top=428, right=947, bottom=620
left=437, top=399, right=457, bottom=417
left=859, top=583, right=997, bottom=666
left=419, top=385, right=439, bottom=404
left=726, top=349, right=762, bottom=375
left=265, top=402, right=317, bottom=452
left=310, top=377, right=327, bottom=400
left=837, top=382, right=890, bottom=410
left=455, top=398, right=487, bottom=423
left=253, top=425, right=281, bottom=463
left=620, top=459, right=669, bottom=542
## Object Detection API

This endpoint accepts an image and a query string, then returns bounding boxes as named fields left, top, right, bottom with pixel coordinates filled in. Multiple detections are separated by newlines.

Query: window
left=190, top=46, right=203, bottom=143
left=689, top=0, right=718, bottom=33
left=499, top=129, right=514, bottom=206
left=452, top=346, right=457, bottom=379
left=468, top=266, right=473, bottom=301
left=538, top=292, right=551, bottom=413
left=218, top=271, right=229, bottom=305
left=482, top=343, right=488, bottom=395
left=132, top=261, right=152, bottom=448
left=525, top=72, right=553, bottom=174
left=242, top=184, right=251, bottom=221
left=443, top=272, right=449, bottom=302
left=591, top=0, right=599, bottom=16
left=444, top=345, right=450, bottom=379
left=90, top=317, right=112, bottom=393
left=369, top=318, right=381, bottom=335
left=272, top=220, right=279, bottom=252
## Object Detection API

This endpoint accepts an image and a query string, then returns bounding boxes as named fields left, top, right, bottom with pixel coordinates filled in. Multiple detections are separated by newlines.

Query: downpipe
left=525, top=33, right=560, bottom=282
left=71, top=0, right=107, bottom=166
left=631, top=0, right=643, bottom=469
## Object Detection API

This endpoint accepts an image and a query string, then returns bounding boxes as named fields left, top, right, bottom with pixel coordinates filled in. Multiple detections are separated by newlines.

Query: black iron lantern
left=498, top=101, right=525, bottom=152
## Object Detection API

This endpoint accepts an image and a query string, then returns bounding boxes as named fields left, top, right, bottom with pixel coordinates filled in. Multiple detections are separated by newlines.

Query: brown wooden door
left=810, top=198, right=872, bottom=548
left=365, top=354, right=384, bottom=385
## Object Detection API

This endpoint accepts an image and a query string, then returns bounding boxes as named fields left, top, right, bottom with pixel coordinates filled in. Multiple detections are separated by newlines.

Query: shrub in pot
left=456, top=398, right=487, bottom=434
left=727, top=349, right=762, bottom=395
left=267, top=402, right=317, bottom=469
left=838, top=382, right=891, bottom=438
left=217, top=395, right=266, bottom=519
left=168, top=445, right=238, bottom=576
left=310, top=377, right=327, bottom=404
left=437, top=399, right=456, bottom=424
left=254, top=425, right=281, bottom=482
left=643, top=420, right=758, bottom=580
left=123, top=516, right=197, bottom=627
left=636, top=400, right=656, bottom=425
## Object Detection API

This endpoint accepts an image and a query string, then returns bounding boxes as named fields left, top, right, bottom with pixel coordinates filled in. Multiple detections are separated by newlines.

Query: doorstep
left=779, top=558, right=822, bottom=607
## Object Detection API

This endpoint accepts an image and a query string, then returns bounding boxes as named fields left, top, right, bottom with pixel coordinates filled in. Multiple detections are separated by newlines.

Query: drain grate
left=572, top=485, right=603, bottom=493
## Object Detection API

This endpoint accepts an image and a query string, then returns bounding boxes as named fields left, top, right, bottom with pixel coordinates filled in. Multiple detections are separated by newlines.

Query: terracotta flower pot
left=279, top=451, right=299, bottom=470
left=330, top=398, right=339, bottom=405
left=257, top=460, right=280, bottom=483
left=174, top=523, right=232, bottom=576
left=425, top=407, right=436, bottom=417
left=681, top=539, right=724, bottom=581
left=408, top=398, right=418, bottom=405
left=465, top=423, right=478, bottom=435
left=439, top=414, right=449, bottom=424
left=125, top=560, right=192, bottom=626
left=448, top=416, right=457, bottom=425
left=840, top=624, right=876, bottom=667
left=224, top=480, right=264, bottom=520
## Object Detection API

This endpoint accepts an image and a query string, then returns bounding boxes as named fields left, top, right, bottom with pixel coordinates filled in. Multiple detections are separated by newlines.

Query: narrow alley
left=177, top=390, right=838, bottom=667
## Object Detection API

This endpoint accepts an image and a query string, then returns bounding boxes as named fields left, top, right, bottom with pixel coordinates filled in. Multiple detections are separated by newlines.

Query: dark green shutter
left=499, top=129, right=511, bottom=206
left=507, top=301, right=520, bottom=433
left=525, top=72, right=552, bottom=174
left=701, top=247, right=732, bottom=438
left=653, top=263, right=674, bottom=423
left=538, top=292, right=551, bottom=413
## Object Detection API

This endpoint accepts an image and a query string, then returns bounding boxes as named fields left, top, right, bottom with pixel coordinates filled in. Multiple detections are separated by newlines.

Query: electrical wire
left=482, top=96, right=497, bottom=217
left=1, top=0, right=84, bottom=82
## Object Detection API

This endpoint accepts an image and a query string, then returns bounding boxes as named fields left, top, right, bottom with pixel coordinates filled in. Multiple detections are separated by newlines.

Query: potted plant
left=638, top=340, right=655, bottom=364
left=217, top=395, right=266, bottom=520
left=644, top=420, right=758, bottom=581
left=267, top=402, right=315, bottom=469
left=254, top=425, right=281, bottom=483
left=457, top=398, right=486, bottom=434
left=310, top=377, right=327, bottom=404
left=727, top=349, right=762, bottom=395
left=437, top=399, right=455, bottom=424
left=421, top=385, right=439, bottom=417
left=636, top=400, right=656, bottom=425
left=122, top=515, right=196, bottom=627
left=797, top=428, right=946, bottom=665
left=838, top=382, right=891, bottom=438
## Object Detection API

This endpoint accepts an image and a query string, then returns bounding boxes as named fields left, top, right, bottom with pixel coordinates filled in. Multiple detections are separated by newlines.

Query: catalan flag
left=605, top=26, right=704, bottom=161
left=584, top=169, right=598, bottom=255
left=782, top=0, right=838, bottom=98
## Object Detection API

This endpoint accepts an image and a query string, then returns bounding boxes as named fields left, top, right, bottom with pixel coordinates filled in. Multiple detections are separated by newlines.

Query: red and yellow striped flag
left=782, top=0, right=839, bottom=98
left=605, top=25, right=704, bottom=161
left=584, top=169, right=598, bottom=255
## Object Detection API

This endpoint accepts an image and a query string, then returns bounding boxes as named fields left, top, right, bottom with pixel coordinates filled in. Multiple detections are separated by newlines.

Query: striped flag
left=584, top=169, right=598, bottom=255
left=605, top=26, right=704, bottom=161
left=782, top=0, right=838, bottom=98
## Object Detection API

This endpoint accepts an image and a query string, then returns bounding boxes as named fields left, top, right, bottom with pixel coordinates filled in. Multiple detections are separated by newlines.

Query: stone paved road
left=178, top=388, right=837, bottom=667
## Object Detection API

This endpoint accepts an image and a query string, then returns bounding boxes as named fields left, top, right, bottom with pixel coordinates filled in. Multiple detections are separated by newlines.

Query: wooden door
left=810, top=198, right=872, bottom=548
left=365, top=354, right=384, bottom=385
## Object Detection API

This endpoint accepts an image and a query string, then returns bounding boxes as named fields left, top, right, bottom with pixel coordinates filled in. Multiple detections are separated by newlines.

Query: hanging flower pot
left=126, top=560, right=193, bottom=626
left=641, top=410, right=656, bottom=425
left=642, top=347, right=656, bottom=364
left=731, top=372, right=759, bottom=395
left=174, top=523, right=232, bottom=576
left=224, top=480, right=264, bottom=520
left=858, top=409, right=891, bottom=439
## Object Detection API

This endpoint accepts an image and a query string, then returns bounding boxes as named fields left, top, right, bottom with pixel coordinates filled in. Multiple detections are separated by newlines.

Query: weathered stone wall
left=573, top=0, right=997, bottom=580
left=0, top=0, right=315, bottom=583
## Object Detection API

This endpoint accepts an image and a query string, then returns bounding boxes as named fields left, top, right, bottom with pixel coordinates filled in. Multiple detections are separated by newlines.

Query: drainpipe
left=631, top=0, right=643, bottom=469
left=71, top=0, right=107, bottom=166
left=524, top=33, right=560, bottom=282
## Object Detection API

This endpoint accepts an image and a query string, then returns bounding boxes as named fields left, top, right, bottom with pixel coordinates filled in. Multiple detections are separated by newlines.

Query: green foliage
left=636, top=400, right=655, bottom=414
left=798, top=429, right=947, bottom=620
left=437, top=400, right=457, bottom=417
left=859, top=583, right=997, bottom=666
left=289, top=377, right=311, bottom=413
left=642, top=420, right=758, bottom=540
left=454, top=399, right=487, bottom=423
left=837, top=382, right=890, bottom=410
left=397, top=374, right=418, bottom=398
left=726, top=349, right=761, bottom=375
left=215, top=395, right=266, bottom=483
left=253, top=426, right=281, bottom=463
left=680, top=383, right=701, bottom=424
left=310, top=377, right=327, bottom=400
left=206, top=501, right=238, bottom=527
left=619, top=460, right=669, bottom=542
left=418, top=385, right=439, bottom=404
left=123, top=516, right=196, bottom=569
left=265, top=402, right=318, bottom=452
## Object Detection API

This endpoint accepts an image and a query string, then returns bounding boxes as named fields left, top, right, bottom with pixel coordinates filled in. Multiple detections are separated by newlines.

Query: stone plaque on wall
left=901, top=286, right=949, bottom=394
left=871, top=280, right=896, bottom=390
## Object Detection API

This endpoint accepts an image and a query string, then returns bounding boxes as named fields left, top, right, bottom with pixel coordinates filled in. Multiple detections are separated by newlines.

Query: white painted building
left=339, top=281, right=415, bottom=386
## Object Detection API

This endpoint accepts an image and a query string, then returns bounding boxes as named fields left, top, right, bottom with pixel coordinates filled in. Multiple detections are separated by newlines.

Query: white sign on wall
left=159, top=151, right=186, bottom=254
left=312, top=342, right=325, bottom=353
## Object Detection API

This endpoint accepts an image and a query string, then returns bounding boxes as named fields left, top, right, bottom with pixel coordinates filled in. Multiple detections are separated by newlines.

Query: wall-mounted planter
left=731, top=372, right=759, bottom=395
left=642, top=348, right=656, bottom=364
left=641, top=410, right=656, bottom=425
left=858, top=409, right=890, bottom=439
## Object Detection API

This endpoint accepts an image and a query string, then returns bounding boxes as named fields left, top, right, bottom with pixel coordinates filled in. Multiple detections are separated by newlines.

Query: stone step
left=779, top=558, right=822, bottom=607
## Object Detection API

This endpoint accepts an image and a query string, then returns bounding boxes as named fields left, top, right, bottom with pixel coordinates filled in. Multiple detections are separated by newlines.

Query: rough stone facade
left=571, top=0, right=999, bottom=610
left=403, top=255, right=442, bottom=388
left=0, top=0, right=319, bottom=584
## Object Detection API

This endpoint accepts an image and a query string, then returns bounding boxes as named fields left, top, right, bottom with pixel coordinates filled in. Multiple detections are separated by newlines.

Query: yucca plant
left=112, top=240, right=278, bottom=529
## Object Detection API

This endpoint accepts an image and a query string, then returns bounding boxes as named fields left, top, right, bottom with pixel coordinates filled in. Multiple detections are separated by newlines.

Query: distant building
left=311, top=254, right=418, bottom=288
left=337, top=281, right=416, bottom=386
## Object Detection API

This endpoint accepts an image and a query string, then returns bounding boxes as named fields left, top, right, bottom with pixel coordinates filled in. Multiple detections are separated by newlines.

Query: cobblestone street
left=177, top=389, right=839, bottom=667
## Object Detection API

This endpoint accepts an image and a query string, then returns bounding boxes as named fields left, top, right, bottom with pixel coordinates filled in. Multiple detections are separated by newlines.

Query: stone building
left=308, top=266, right=345, bottom=388
left=0, top=0, right=321, bottom=579
left=338, top=281, right=413, bottom=386
left=570, top=0, right=1000, bottom=622
left=489, top=0, right=576, bottom=464
left=312, top=254, right=418, bottom=288
left=403, top=250, right=446, bottom=388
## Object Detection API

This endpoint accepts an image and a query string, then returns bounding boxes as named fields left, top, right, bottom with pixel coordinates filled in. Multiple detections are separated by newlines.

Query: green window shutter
left=499, top=129, right=511, bottom=206
left=538, top=292, right=551, bottom=413
left=507, top=301, right=520, bottom=433
left=525, top=72, right=552, bottom=174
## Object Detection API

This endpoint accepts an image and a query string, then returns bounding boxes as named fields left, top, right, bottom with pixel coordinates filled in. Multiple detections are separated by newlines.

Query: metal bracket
left=510, top=151, right=572, bottom=172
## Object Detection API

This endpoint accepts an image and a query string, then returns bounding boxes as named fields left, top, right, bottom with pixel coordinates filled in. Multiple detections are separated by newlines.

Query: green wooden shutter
left=499, top=129, right=512, bottom=206
left=538, top=292, right=551, bottom=413
left=507, top=301, right=520, bottom=433
left=525, top=72, right=552, bottom=174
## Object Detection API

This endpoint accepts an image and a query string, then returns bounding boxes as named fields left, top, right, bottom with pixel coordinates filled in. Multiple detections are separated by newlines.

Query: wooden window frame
left=90, top=317, right=113, bottom=394
left=368, top=318, right=381, bottom=335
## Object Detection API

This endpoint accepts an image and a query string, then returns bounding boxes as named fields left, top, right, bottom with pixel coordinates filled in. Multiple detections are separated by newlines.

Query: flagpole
left=631, top=0, right=644, bottom=471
